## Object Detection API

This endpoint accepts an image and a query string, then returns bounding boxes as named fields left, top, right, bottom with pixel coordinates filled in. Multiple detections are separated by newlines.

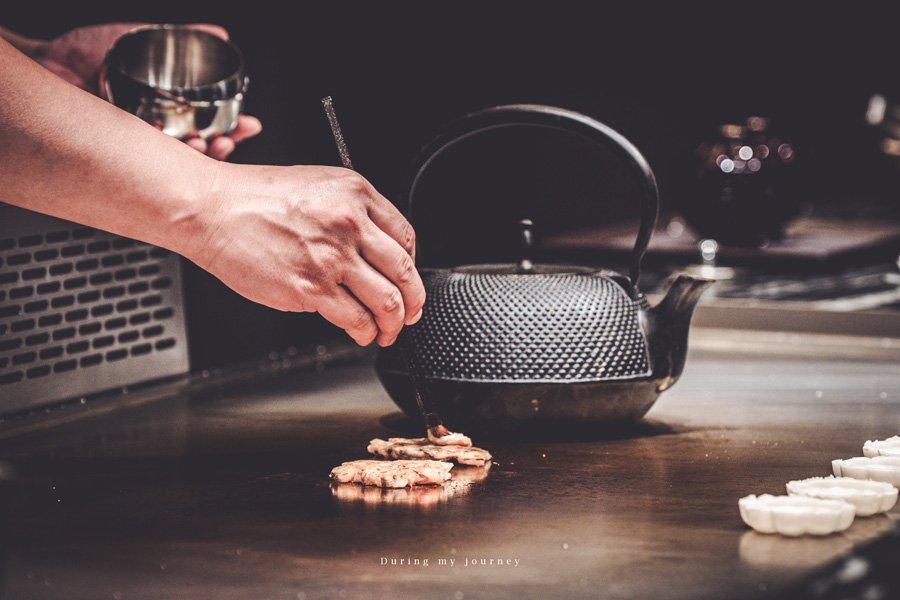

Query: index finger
left=365, top=193, right=417, bottom=262
left=358, top=224, right=426, bottom=327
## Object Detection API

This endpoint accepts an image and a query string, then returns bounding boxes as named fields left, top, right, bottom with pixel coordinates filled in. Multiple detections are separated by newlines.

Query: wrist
left=155, top=153, right=233, bottom=267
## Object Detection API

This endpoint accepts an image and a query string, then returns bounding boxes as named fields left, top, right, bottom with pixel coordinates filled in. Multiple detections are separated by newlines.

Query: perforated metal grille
left=0, top=205, right=189, bottom=416
left=403, top=269, right=652, bottom=383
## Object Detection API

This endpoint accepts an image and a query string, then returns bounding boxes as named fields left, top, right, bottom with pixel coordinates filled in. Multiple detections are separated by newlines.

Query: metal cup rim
left=104, top=24, right=247, bottom=103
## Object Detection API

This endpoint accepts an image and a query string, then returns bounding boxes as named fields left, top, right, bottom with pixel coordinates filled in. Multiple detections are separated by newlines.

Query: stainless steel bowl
left=104, top=25, right=248, bottom=140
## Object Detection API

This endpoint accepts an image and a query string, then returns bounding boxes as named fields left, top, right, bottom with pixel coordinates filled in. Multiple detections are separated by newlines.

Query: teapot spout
left=644, top=273, right=715, bottom=391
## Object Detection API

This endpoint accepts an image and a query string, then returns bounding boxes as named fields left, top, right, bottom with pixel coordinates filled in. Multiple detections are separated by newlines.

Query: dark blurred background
left=5, top=2, right=900, bottom=370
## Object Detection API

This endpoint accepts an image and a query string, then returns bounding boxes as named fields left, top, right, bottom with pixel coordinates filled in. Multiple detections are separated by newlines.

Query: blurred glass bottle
left=673, top=117, right=803, bottom=247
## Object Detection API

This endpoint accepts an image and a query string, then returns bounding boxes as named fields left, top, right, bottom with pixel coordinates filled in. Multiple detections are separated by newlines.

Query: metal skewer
left=320, top=96, right=448, bottom=435
left=322, top=96, right=353, bottom=170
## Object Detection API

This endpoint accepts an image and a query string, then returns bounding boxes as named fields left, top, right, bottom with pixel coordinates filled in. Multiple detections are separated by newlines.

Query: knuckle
left=331, top=206, right=366, bottom=235
left=336, top=169, right=371, bottom=196
left=399, top=221, right=416, bottom=254
left=295, top=268, right=326, bottom=292
left=379, top=288, right=404, bottom=317
left=298, top=243, right=343, bottom=277
left=292, top=279, right=325, bottom=312
left=317, top=245, right=345, bottom=271
left=348, top=308, right=374, bottom=333
left=395, top=253, right=416, bottom=284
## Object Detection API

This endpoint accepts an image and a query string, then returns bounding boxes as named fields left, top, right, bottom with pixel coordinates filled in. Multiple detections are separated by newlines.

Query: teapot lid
left=447, top=219, right=618, bottom=279
left=442, top=263, right=633, bottom=296
left=454, top=219, right=626, bottom=286
left=450, top=263, right=599, bottom=276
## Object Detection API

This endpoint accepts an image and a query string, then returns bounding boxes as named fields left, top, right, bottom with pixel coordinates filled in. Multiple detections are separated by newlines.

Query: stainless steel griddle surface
left=1, top=330, right=899, bottom=600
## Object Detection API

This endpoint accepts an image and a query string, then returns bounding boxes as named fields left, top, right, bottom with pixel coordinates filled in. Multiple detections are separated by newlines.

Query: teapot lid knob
left=516, top=219, right=536, bottom=274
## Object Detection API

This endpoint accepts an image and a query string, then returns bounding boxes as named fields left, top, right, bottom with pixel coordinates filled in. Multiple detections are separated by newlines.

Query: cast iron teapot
left=376, top=105, right=714, bottom=433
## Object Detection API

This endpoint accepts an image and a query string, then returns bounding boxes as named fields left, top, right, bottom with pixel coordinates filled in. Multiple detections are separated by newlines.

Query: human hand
left=180, top=115, right=263, bottom=161
left=27, top=22, right=143, bottom=95
left=28, top=22, right=260, bottom=160
left=191, top=164, right=426, bottom=347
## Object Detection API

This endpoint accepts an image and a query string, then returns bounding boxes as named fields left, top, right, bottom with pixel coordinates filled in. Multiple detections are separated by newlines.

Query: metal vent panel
left=0, top=204, right=189, bottom=416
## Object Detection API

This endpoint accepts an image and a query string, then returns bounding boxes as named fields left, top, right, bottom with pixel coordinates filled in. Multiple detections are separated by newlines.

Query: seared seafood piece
left=368, top=437, right=492, bottom=467
left=330, top=459, right=452, bottom=488
left=427, top=430, right=473, bottom=447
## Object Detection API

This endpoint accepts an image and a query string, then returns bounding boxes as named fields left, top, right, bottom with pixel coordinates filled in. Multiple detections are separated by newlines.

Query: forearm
left=0, top=33, right=426, bottom=344
left=0, top=36, right=220, bottom=260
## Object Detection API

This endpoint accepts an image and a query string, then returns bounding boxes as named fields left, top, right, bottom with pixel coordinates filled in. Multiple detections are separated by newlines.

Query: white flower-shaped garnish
left=832, top=456, right=900, bottom=488
left=862, top=435, right=900, bottom=458
left=786, top=476, right=898, bottom=516
left=738, top=494, right=855, bottom=536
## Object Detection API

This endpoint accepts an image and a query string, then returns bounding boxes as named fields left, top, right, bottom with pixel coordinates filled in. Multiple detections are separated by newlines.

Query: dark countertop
left=1, top=328, right=899, bottom=600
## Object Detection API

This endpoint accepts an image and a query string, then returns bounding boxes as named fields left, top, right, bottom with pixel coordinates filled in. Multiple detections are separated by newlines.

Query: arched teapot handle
left=406, top=104, right=659, bottom=297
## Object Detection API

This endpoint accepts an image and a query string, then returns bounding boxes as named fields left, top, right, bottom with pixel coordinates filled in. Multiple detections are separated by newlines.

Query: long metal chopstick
left=321, top=96, right=445, bottom=432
